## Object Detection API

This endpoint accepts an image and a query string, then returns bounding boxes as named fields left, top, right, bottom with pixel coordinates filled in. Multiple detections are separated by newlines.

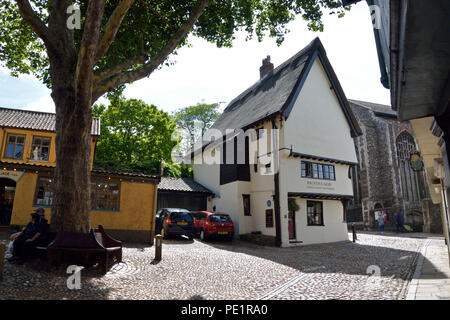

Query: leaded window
left=396, top=132, right=421, bottom=202
left=301, top=161, right=335, bottom=181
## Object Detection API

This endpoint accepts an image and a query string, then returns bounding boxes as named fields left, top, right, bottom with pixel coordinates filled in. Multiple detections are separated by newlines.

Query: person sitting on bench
left=8, top=211, right=48, bottom=264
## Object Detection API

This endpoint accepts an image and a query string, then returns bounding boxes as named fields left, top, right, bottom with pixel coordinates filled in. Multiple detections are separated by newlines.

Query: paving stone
left=0, top=232, right=444, bottom=300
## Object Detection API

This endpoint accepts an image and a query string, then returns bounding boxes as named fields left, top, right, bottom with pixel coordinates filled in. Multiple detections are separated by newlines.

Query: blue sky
left=0, top=1, right=390, bottom=114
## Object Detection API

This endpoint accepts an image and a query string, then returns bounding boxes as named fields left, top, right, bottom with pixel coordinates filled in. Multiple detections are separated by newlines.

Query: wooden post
left=0, top=243, right=5, bottom=281
left=154, top=234, right=162, bottom=261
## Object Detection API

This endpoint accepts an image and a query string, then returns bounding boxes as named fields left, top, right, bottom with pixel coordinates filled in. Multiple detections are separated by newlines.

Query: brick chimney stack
left=259, top=55, right=274, bottom=79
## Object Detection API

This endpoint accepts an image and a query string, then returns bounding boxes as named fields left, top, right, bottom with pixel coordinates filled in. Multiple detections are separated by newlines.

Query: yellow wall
left=0, top=128, right=97, bottom=169
left=10, top=172, right=39, bottom=226
left=90, top=182, right=156, bottom=231
left=9, top=173, right=157, bottom=234
left=410, top=117, right=442, bottom=204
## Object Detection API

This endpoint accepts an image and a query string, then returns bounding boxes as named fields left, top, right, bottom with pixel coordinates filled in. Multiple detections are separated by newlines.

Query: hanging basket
left=288, top=198, right=299, bottom=211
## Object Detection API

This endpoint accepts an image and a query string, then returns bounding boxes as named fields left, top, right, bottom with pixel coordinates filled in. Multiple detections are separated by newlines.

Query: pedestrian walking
left=396, top=211, right=404, bottom=233
left=377, top=213, right=385, bottom=232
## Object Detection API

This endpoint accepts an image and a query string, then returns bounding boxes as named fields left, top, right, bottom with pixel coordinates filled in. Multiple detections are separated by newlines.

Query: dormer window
left=5, top=134, right=25, bottom=160
left=31, top=136, right=51, bottom=161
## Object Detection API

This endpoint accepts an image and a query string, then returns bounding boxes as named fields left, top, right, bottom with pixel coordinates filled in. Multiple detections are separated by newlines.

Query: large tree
left=92, top=96, right=192, bottom=178
left=93, top=97, right=178, bottom=165
left=0, top=0, right=347, bottom=233
left=173, top=102, right=221, bottom=154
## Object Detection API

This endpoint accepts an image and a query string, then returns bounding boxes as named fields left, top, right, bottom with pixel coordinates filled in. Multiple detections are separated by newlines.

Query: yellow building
left=0, top=107, right=159, bottom=244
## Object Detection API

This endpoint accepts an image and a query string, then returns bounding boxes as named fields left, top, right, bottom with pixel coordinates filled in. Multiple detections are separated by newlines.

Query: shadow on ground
left=1, top=237, right=111, bottom=300
left=199, top=235, right=447, bottom=281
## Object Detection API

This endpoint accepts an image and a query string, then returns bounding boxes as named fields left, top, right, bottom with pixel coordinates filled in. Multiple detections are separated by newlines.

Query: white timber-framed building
left=193, top=38, right=362, bottom=247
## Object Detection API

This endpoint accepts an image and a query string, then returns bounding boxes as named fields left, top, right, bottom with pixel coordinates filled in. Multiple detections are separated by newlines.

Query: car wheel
left=200, top=230, right=206, bottom=241
left=188, top=234, right=194, bottom=240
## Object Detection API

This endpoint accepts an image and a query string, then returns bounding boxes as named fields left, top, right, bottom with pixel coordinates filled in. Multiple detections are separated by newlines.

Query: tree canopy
left=173, top=102, right=221, bottom=154
left=1, top=0, right=348, bottom=95
left=93, top=96, right=178, bottom=164
left=93, top=96, right=194, bottom=177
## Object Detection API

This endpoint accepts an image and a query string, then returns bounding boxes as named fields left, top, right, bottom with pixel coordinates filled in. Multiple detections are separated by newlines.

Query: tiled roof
left=0, top=162, right=160, bottom=180
left=348, top=99, right=397, bottom=117
left=0, top=107, right=101, bottom=136
left=91, top=169, right=159, bottom=180
left=210, top=38, right=317, bottom=133
left=202, top=37, right=361, bottom=149
left=158, top=177, right=214, bottom=194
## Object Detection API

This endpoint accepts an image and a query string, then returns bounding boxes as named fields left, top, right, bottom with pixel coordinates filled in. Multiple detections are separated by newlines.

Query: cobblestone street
left=0, top=232, right=447, bottom=300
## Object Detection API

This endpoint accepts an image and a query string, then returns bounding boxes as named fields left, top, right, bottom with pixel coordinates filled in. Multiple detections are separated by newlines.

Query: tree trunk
left=49, top=65, right=93, bottom=233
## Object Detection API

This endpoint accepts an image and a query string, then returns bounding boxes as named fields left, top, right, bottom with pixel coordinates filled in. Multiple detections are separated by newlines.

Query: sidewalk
left=406, top=238, right=450, bottom=300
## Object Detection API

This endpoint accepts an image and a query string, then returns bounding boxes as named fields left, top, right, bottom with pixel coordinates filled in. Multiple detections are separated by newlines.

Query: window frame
left=242, top=194, right=251, bottom=216
left=306, top=200, right=324, bottom=226
left=4, top=134, right=26, bottom=160
left=30, top=135, right=52, bottom=162
left=90, top=178, right=121, bottom=211
left=301, top=161, right=336, bottom=181
left=33, top=174, right=54, bottom=206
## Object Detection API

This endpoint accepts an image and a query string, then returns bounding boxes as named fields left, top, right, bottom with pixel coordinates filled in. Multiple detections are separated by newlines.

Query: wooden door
left=288, top=210, right=296, bottom=240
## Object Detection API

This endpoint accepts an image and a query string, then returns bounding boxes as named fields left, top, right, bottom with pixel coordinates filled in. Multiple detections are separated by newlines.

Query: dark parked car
left=191, top=211, right=234, bottom=241
left=155, top=208, right=195, bottom=239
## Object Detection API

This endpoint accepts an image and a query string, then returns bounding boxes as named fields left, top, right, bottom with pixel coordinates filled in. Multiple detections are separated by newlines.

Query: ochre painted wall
left=90, top=182, right=156, bottom=231
left=9, top=174, right=156, bottom=234
left=10, top=172, right=39, bottom=226
left=0, top=128, right=56, bottom=167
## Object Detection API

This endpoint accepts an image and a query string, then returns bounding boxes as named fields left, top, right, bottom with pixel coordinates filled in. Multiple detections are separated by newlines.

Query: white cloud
left=22, top=94, right=55, bottom=113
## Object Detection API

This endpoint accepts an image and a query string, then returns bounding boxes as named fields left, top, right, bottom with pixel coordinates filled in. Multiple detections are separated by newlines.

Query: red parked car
left=191, top=211, right=234, bottom=241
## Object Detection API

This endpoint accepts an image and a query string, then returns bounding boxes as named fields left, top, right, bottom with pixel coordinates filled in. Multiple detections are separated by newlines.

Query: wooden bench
left=46, top=225, right=122, bottom=274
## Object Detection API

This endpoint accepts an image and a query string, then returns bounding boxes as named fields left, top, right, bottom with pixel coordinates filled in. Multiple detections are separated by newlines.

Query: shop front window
left=31, top=136, right=51, bottom=161
left=91, top=179, right=120, bottom=211
left=5, top=134, right=25, bottom=160
left=34, top=177, right=53, bottom=206
left=307, top=201, right=324, bottom=226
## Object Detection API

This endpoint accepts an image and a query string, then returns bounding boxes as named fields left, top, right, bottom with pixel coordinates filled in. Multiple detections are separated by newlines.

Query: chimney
left=259, top=55, right=274, bottom=79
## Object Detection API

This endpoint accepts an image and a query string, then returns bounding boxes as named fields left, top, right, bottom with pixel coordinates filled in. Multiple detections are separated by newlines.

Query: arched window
left=396, top=132, right=421, bottom=202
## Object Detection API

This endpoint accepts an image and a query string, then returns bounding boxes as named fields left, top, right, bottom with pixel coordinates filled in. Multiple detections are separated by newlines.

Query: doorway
left=0, top=178, right=16, bottom=226
left=288, top=210, right=296, bottom=240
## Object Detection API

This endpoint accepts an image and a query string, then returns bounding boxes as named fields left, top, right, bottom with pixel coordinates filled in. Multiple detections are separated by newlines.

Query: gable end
left=281, top=48, right=362, bottom=138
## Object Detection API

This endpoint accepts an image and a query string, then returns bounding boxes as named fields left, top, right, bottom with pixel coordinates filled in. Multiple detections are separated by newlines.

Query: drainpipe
left=271, top=118, right=282, bottom=247
left=150, top=177, right=159, bottom=246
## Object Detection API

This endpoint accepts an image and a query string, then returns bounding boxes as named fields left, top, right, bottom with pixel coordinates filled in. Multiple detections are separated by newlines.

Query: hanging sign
left=409, top=152, right=424, bottom=172
left=0, top=170, right=24, bottom=182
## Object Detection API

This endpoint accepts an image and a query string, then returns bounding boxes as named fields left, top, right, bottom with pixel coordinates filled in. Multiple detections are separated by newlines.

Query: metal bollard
left=0, top=243, right=5, bottom=281
left=154, top=234, right=162, bottom=261
left=352, top=223, right=357, bottom=242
